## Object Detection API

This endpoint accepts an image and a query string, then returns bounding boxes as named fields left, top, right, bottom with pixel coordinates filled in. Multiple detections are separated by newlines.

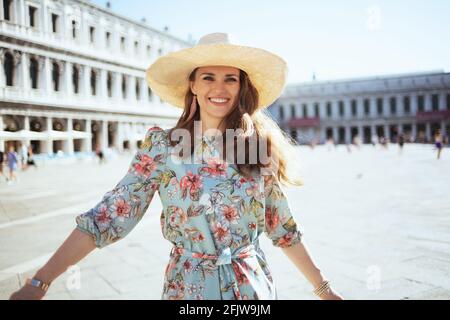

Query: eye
left=203, top=76, right=214, bottom=81
left=226, top=78, right=238, bottom=82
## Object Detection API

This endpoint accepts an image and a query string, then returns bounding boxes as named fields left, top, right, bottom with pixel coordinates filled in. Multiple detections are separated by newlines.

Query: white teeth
left=209, top=98, right=228, bottom=103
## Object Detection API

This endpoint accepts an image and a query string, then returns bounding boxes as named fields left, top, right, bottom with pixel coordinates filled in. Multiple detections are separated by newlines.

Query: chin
left=205, top=105, right=233, bottom=117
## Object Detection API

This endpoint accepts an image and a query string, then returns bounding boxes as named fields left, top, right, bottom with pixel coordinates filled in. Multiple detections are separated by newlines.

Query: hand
left=318, top=286, right=344, bottom=300
left=9, top=284, right=46, bottom=300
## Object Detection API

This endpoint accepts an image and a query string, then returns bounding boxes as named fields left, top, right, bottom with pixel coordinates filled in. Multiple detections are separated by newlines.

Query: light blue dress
left=76, top=126, right=304, bottom=300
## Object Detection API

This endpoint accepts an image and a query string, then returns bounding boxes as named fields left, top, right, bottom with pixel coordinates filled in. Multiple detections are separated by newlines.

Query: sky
left=90, top=0, right=450, bottom=85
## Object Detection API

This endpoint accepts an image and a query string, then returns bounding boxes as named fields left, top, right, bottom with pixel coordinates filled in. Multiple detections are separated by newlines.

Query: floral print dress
left=76, top=126, right=304, bottom=300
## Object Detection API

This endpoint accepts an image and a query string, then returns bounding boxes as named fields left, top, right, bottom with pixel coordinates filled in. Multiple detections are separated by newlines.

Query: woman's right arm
left=9, top=126, right=169, bottom=300
left=9, top=228, right=96, bottom=300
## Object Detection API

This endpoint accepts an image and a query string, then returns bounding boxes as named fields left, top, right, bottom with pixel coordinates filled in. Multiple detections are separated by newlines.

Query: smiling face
left=189, top=66, right=241, bottom=128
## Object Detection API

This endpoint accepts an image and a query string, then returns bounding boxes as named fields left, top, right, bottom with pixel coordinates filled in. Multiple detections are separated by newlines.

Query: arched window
left=122, top=75, right=127, bottom=99
left=52, top=62, right=60, bottom=91
left=3, top=0, right=13, bottom=21
left=29, top=57, right=39, bottom=89
left=107, top=72, right=112, bottom=97
left=135, top=78, right=140, bottom=100
left=148, top=87, right=153, bottom=101
left=4, top=52, right=14, bottom=86
left=90, top=69, right=96, bottom=96
left=72, top=65, right=79, bottom=94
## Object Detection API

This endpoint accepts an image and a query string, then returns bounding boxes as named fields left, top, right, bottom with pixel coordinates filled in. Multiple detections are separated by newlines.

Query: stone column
left=64, top=61, right=72, bottom=95
left=0, top=115, right=4, bottom=152
left=424, top=93, right=431, bottom=112
left=101, top=120, right=108, bottom=151
left=345, top=126, right=351, bottom=144
left=411, top=123, right=417, bottom=142
left=44, top=117, right=53, bottom=155
left=99, top=69, right=107, bottom=99
left=113, top=72, right=122, bottom=99
left=425, top=123, right=431, bottom=142
left=43, top=56, right=52, bottom=93
left=439, top=91, right=446, bottom=111
left=332, top=126, right=338, bottom=143
left=20, top=52, right=30, bottom=91
left=66, top=117, right=74, bottom=155
left=116, top=122, right=123, bottom=152
left=127, top=76, right=136, bottom=102
left=83, top=65, right=91, bottom=97
left=17, top=0, right=25, bottom=25
left=40, top=0, right=49, bottom=34
left=140, top=77, right=148, bottom=103
left=384, top=124, right=389, bottom=140
left=23, top=115, right=30, bottom=147
left=85, top=119, right=92, bottom=153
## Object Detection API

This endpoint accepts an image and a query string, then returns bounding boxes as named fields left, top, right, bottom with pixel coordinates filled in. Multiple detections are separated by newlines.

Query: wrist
left=25, top=277, right=50, bottom=293
left=34, top=267, right=53, bottom=285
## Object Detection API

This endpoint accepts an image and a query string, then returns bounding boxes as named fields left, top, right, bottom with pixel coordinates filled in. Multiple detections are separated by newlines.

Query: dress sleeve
left=263, top=174, right=304, bottom=248
left=75, top=126, right=168, bottom=248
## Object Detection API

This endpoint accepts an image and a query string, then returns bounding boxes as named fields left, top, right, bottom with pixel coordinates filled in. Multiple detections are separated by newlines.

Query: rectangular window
left=51, top=13, right=59, bottom=33
left=148, top=87, right=153, bottom=101
left=390, top=97, right=397, bottom=115
left=106, top=32, right=111, bottom=47
left=447, top=93, right=450, bottom=110
left=351, top=99, right=357, bottom=116
left=314, top=103, right=319, bottom=117
left=134, top=41, right=139, bottom=54
left=290, top=104, right=296, bottom=118
left=89, top=26, right=95, bottom=43
left=120, top=36, right=126, bottom=52
left=339, top=101, right=344, bottom=117
left=3, top=0, right=12, bottom=21
left=403, top=96, right=410, bottom=114
left=28, top=6, right=37, bottom=28
left=364, top=99, right=370, bottom=115
left=71, top=20, right=77, bottom=38
left=326, top=102, right=332, bottom=117
left=432, top=94, right=439, bottom=111
left=377, top=98, right=383, bottom=115
left=279, top=106, right=284, bottom=120
left=302, top=104, right=308, bottom=118
left=417, top=95, right=424, bottom=112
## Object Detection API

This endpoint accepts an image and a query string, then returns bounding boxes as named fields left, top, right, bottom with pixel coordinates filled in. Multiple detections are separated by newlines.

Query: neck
left=200, top=118, right=225, bottom=135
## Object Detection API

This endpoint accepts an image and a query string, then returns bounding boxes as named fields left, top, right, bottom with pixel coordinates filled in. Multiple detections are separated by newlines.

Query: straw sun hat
left=146, top=32, right=288, bottom=109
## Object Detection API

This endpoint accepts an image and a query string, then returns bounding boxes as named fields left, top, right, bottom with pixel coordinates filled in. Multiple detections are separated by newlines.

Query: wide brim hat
left=146, top=32, right=288, bottom=109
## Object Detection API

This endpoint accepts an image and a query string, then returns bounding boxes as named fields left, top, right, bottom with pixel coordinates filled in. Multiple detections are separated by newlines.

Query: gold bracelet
left=26, top=278, right=50, bottom=292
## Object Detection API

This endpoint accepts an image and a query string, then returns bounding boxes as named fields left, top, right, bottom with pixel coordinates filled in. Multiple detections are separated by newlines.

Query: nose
left=210, top=79, right=228, bottom=92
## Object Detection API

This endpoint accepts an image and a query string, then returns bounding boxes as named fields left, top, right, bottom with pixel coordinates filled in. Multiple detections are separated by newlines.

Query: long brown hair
left=168, top=67, right=303, bottom=187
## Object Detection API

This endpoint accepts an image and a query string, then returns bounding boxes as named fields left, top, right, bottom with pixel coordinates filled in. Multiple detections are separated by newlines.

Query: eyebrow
left=200, top=72, right=239, bottom=77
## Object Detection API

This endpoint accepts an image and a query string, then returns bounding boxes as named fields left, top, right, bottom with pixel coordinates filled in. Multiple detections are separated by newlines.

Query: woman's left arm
left=263, top=174, right=343, bottom=300
left=281, top=241, right=344, bottom=300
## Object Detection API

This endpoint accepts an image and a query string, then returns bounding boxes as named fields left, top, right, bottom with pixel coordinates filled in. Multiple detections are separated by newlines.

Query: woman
left=6, top=145, right=18, bottom=184
left=10, top=33, right=342, bottom=300
left=434, top=130, right=444, bottom=160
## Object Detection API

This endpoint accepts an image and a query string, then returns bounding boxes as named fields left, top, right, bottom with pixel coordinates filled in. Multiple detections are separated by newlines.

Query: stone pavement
left=0, top=143, right=449, bottom=300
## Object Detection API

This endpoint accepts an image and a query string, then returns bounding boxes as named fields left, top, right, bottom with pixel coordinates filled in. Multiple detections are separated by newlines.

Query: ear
left=189, top=80, right=196, bottom=96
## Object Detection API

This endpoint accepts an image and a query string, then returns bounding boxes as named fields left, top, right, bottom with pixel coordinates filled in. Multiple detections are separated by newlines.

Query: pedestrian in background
left=6, top=145, right=19, bottom=184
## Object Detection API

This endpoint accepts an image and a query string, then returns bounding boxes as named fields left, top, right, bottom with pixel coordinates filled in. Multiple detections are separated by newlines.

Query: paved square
left=1, top=143, right=449, bottom=299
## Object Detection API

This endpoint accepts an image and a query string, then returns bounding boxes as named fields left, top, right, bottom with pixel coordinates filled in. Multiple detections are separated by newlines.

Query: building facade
left=0, top=0, right=189, bottom=156
left=269, top=71, right=450, bottom=145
